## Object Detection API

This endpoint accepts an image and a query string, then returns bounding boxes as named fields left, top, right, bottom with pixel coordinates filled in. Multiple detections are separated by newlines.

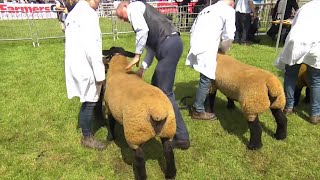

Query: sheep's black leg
left=106, top=115, right=116, bottom=141
left=247, top=116, right=263, bottom=150
left=133, top=147, right=147, bottom=180
left=227, top=97, right=236, bottom=109
left=304, top=87, right=310, bottom=104
left=204, top=91, right=216, bottom=113
left=294, top=87, right=302, bottom=106
left=271, top=108, right=287, bottom=140
left=161, top=138, right=176, bottom=180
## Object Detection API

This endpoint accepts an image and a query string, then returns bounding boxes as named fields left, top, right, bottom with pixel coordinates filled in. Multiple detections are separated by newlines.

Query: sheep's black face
left=102, top=47, right=135, bottom=72
left=102, top=47, right=135, bottom=63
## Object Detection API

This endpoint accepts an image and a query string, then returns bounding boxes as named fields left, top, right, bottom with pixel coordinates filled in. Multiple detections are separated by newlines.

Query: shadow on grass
left=255, top=34, right=285, bottom=48
left=75, top=104, right=168, bottom=175
left=107, top=123, right=168, bottom=176
left=293, top=95, right=310, bottom=123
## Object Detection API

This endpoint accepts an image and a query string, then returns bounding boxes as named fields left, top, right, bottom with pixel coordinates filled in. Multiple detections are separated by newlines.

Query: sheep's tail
left=149, top=101, right=176, bottom=138
left=148, top=104, right=168, bottom=134
left=266, top=75, right=286, bottom=109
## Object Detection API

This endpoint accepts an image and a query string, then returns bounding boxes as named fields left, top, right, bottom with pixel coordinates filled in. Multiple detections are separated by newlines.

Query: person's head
left=86, top=0, right=101, bottom=10
left=116, top=1, right=130, bottom=22
left=222, top=0, right=235, bottom=8
left=66, top=0, right=78, bottom=6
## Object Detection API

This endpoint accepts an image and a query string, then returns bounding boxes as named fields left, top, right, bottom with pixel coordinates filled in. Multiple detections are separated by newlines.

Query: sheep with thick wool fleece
left=205, top=53, right=288, bottom=150
left=103, top=51, right=177, bottom=180
left=294, top=64, right=310, bottom=106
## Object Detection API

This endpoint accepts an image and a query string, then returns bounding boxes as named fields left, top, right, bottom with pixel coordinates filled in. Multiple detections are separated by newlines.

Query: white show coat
left=64, top=0, right=105, bottom=102
left=186, top=1, right=235, bottom=80
left=274, top=0, right=320, bottom=71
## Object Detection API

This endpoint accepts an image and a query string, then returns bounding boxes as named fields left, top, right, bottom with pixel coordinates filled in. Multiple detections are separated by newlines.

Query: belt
left=166, top=32, right=180, bottom=39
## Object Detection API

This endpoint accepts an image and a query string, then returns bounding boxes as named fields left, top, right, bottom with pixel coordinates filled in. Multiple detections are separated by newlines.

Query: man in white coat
left=274, top=0, right=320, bottom=124
left=186, top=0, right=236, bottom=120
left=64, top=0, right=106, bottom=150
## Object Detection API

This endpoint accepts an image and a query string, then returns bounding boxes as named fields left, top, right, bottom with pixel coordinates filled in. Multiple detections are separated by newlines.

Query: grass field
left=1, top=23, right=320, bottom=179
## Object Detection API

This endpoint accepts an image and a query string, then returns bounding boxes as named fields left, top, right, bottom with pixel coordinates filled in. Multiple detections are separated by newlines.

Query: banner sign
left=0, top=3, right=57, bottom=20
left=0, top=1, right=197, bottom=20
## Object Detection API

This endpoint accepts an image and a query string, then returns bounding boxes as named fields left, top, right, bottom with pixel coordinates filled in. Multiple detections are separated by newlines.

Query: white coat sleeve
left=221, top=9, right=236, bottom=41
left=83, top=15, right=105, bottom=82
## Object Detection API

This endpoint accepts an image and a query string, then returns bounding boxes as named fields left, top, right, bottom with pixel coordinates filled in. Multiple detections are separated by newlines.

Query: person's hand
left=252, top=14, right=257, bottom=21
left=126, top=54, right=140, bottom=71
left=96, top=81, right=104, bottom=85
left=218, top=48, right=225, bottom=54
left=136, top=67, right=145, bottom=78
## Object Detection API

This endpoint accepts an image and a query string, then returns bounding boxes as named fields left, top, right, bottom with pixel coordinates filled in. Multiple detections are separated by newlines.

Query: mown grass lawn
left=0, top=22, right=319, bottom=179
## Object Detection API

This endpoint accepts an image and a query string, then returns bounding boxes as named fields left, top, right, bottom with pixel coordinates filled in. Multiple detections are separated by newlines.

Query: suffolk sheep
left=102, top=47, right=177, bottom=180
left=205, top=53, right=287, bottom=150
left=294, top=64, right=310, bottom=106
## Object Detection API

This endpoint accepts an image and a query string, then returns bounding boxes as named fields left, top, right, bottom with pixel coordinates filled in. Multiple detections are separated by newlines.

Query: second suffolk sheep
left=205, top=53, right=288, bottom=150
left=102, top=48, right=177, bottom=180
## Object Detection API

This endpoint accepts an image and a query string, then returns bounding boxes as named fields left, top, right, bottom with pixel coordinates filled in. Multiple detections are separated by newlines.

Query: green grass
left=1, top=23, right=320, bottom=179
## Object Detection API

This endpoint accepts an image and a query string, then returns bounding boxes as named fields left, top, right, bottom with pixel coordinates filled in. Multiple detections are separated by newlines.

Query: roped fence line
left=0, top=3, right=276, bottom=46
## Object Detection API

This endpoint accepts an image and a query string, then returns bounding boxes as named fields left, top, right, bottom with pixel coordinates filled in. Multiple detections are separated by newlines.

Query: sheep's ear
left=102, top=50, right=111, bottom=57
left=123, top=51, right=136, bottom=58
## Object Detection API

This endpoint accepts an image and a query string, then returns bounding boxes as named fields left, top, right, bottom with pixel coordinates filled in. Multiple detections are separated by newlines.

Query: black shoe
left=81, top=135, right=106, bottom=150
left=172, top=139, right=190, bottom=150
left=251, top=38, right=260, bottom=44
left=267, top=32, right=276, bottom=41
left=240, top=41, right=252, bottom=46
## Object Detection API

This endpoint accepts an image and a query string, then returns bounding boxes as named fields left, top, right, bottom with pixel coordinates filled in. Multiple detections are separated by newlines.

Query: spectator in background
left=234, top=0, right=257, bottom=45
left=274, top=0, right=320, bottom=124
left=186, top=0, right=235, bottom=120
left=247, top=6, right=260, bottom=43
left=55, top=0, right=67, bottom=32
left=266, top=0, right=299, bottom=40
left=64, top=0, right=106, bottom=150
left=193, top=0, right=211, bottom=15
left=175, top=0, right=191, bottom=27
left=65, top=0, right=79, bottom=12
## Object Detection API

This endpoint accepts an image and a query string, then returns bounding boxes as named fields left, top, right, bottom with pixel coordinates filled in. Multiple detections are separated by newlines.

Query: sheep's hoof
left=107, top=134, right=115, bottom=141
left=274, top=132, right=287, bottom=140
left=247, top=143, right=262, bottom=150
left=226, top=103, right=236, bottom=110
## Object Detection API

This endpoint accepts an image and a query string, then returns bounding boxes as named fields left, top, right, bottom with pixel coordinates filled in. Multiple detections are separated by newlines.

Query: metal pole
left=275, top=0, right=288, bottom=52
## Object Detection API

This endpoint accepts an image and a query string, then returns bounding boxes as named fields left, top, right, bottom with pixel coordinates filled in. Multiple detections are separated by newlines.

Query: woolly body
left=213, top=53, right=286, bottom=121
left=296, top=64, right=308, bottom=89
left=104, top=55, right=176, bottom=149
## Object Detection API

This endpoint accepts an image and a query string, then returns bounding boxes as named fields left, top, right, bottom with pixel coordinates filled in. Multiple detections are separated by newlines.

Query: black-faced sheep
left=205, top=53, right=288, bottom=150
left=102, top=47, right=177, bottom=180
left=294, top=64, right=310, bottom=106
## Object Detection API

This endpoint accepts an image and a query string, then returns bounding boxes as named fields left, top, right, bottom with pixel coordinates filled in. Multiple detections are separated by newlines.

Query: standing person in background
left=175, top=0, right=191, bottom=27
left=115, top=1, right=190, bottom=150
left=186, top=0, right=236, bottom=120
left=64, top=0, right=106, bottom=150
left=234, top=0, right=257, bottom=45
left=55, top=0, right=68, bottom=32
left=267, top=0, right=299, bottom=40
left=65, top=0, right=79, bottom=12
left=274, top=0, right=320, bottom=124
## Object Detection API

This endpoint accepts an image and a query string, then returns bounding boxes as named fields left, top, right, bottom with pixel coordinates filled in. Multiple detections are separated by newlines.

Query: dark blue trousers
left=152, top=35, right=190, bottom=141
left=79, top=102, right=97, bottom=137
left=235, top=12, right=251, bottom=43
